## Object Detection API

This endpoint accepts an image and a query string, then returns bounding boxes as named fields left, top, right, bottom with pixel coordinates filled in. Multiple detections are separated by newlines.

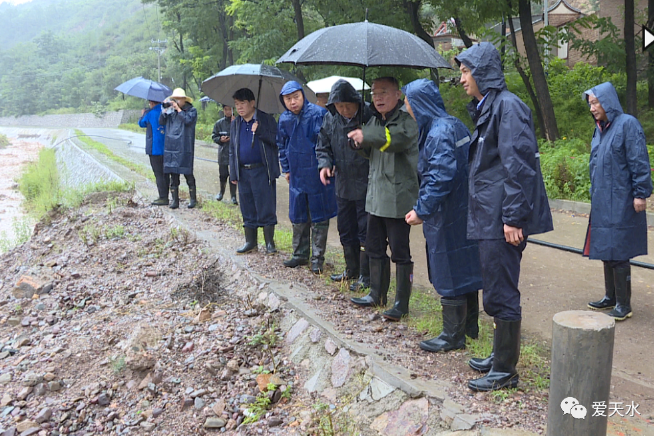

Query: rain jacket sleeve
left=177, top=107, right=197, bottom=126
left=255, top=115, right=277, bottom=147
left=624, top=117, right=653, bottom=199
left=315, top=114, right=335, bottom=170
left=361, top=113, right=418, bottom=154
left=212, top=120, right=224, bottom=144
left=276, top=117, right=291, bottom=174
left=414, top=123, right=458, bottom=220
left=496, top=98, right=539, bottom=228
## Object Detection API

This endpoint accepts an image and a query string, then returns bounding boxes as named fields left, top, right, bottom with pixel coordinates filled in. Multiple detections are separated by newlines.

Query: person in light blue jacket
left=138, top=100, right=168, bottom=205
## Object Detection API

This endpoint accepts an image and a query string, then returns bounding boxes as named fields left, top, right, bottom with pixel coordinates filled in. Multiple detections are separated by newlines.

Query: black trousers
left=149, top=155, right=169, bottom=199
left=365, top=214, right=411, bottom=265
left=238, top=165, right=277, bottom=228
left=478, top=239, right=527, bottom=321
left=336, top=196, right=367, bottom=247
left=218, top=164, right=229, bottom=183
left=169, top=173, right=196, bottom=188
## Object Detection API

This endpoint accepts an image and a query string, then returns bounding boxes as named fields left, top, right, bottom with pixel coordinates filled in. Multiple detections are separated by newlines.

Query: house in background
left=432, top=19, right=478, bottom=52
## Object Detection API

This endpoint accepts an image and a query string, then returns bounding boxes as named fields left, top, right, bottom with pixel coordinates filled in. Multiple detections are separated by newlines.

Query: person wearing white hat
left=159, top=88, right=198, bottom=209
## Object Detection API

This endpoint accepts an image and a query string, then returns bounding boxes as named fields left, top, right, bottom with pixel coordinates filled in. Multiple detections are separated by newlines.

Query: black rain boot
left=351, top=257, right=390, bottom=307
left=263, top=225, right=277, bottom=254
left=466, top=291, right=480, bottom=339
left=608, top=265, right=632, bottom=321
left=310, top=222, right=329, bottom=275
left=468, top=319, right=521, bottom=392
left=383, top=262, right=414, bottom=321
left=350, top=250, right=370, bottom=291
left=169, top=187, right=179, bottom=209
left=419, top=298, right=467, bottom=353
left=284, top=223, right=310, bottom=267
left=215, top=180, right=226, bottom=201
left=151, top=198, right=169, bottom=206
left=230, top=182, right=238, bottom=205
left=331, top=245, right=360, bottom=282
left=588, top=262, right=617, bottom=310
left=469, top=353, right=494, bottom=373
left=236, top=226, right=258, bottom=254
left=188, top=186, right=197, bottom=209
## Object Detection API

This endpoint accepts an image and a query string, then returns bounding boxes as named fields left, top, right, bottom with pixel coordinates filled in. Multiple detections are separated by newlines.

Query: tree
left=624, top=0, right=637, bottom=115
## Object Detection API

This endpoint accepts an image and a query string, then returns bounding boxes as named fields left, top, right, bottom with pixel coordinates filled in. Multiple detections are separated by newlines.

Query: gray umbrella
left=276, top=21, right=451, bottom=69
left=201, top=64, right=317, bottom=115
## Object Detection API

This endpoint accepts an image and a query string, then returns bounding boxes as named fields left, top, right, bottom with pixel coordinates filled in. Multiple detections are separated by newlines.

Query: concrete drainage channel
left=52, top=133, right=540, bottom=436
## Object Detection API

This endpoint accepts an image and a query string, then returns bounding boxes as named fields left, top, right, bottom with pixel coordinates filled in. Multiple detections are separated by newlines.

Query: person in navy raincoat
left=455, top=42, right=553, bottom=392
left=584, top=82, right=652, bottom=321
left=277, top=81, right=337, bottom=274
left=402, top=79, right=483, bottom=354
left=139, top=100, right=169, bottom=205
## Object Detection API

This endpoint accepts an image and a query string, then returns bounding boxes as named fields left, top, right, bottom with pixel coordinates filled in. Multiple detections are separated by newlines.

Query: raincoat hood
left=402, top=79, right=447, bottom=131
left=584, top=81, right=624, bottom=123
left=279, top=80, right=306, bottom=111
left=455, top=42, right=506, bottom=95
left=327, top=80, right=361, bottom=106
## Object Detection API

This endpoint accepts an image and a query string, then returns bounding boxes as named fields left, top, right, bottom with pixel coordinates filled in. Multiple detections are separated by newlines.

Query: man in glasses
left=347, top=77, right=419, bottom=321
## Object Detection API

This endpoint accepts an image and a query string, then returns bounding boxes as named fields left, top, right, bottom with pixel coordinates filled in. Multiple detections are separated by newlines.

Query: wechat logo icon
left=561, top=397, right=587, bottom=419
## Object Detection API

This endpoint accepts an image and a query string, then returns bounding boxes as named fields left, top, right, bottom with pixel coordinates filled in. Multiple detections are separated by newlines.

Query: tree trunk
left=219, top=10, right=228, bottom=70
left=453, top=17, right=474, bottom=48
left=228, top=15, right=234, bottom=66
left=625, top=0, right=638, bottom=115
left=404, top=0, right=440, bottom=83
left=291, top=0, right=305, bottom=41
left=518, top=0, right=559, bottom=140
left=508, top=12, right=547, bottom=139
left=649, top=0, right=654, bottom=108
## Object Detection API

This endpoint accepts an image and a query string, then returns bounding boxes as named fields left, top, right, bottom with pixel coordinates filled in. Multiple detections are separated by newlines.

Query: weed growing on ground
left=110, top=356, right=126, bottom=373
left=242, top=389, right=273, bottom=425
left=0, top=133, right=9, bottom=148
left=0, top=218, right=34, bottom=253
left=311, top=402, right=361, bottom=436
left=248, top=320, right=280, bottom=372
left=104, top=224, right=126, bottom=240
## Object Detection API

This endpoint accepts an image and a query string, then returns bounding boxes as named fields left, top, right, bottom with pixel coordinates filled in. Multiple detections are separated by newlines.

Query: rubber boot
left=466, top=291, right=480, bottom=339
left=236, top=226, right=258, bottom=254
left=169, top=187, right=179, bottom=209
left=382, top=262, right=414, bottom=321
left=263, top=225, right=277, bottom=254
left=310, top=222, right=329, bottom=275
left=188, top=186, right=197, bottom=209
left=331, top=245, right=360, bottom=282
left=151, top=198, right=169, bottom=206
left=351, top=257, right=390, bottom=307
left=230, top=182, right=238, bottom=205
left=419, top=298, right=467, bottom=352
left=588, top=262, right=617, bottom=310
left=215, top=180, right=226, bottom=201
left=284, top=223, right=310, bottom=267
left=469, top=353, right=493, bottom=373
left=350, top=250, right=370, bottom=291
left=608, top=266, right=632, bottom=320
left=468, top=319, right=521, bottom=392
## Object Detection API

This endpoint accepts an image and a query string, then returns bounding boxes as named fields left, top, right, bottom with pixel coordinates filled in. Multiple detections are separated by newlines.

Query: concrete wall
left=0, top=110, right=141, bottom=128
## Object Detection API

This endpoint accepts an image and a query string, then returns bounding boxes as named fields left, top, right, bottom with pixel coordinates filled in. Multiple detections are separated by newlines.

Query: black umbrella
left=277, top=18, right=451, bottom=127
left=201, top=63, right=317, bottom=115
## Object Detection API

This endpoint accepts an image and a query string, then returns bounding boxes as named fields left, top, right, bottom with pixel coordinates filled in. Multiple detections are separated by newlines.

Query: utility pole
left=149, top=39, right=167, bottom=82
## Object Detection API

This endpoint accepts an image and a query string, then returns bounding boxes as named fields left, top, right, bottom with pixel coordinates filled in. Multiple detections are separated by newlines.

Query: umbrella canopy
left=199, top=96, right=215, bottom=103
left=277, top=21, right=452, bottom=69
left=114, top=77, right=172, bottom=103
left=201, top=64, right=317, bottom=114
left=307, top=76, right=369, bottom=94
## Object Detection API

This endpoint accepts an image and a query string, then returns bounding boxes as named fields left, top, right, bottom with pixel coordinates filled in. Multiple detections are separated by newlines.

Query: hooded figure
left=583, top=82, right=652, bottom=321
left=159, top=88, right=198, bottom=209
left=455, top=43, right=553, bottom=392
left=402, top=79, right=483, bottom=354
left=277, top=81, right=336, bottom=274
left=316, top=79, right=373, bottom=291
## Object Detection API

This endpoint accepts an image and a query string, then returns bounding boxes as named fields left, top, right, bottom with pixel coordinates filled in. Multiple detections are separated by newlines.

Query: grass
left=0, top=218, right=33, bottom=254
left=0, top=133, right=9, bottom=148
left=118, top=123, right=145, bottom=133
left=73, top=129, right=154, bottom=181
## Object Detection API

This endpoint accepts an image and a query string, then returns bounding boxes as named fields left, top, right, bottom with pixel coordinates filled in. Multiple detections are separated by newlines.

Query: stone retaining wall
left=0, top=110, right=141, bottom=128
left=53, top=138, right=123, bottom=188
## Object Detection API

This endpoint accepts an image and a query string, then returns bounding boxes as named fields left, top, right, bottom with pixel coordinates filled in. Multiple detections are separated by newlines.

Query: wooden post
left=547, top=310, right=615, bottom=436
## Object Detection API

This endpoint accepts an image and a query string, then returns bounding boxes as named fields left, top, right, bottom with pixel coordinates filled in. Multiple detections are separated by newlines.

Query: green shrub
left=0, top=133, right=9, bottom=148
left=18, top=148, right=61, bottom=218
left=539, top=138, right=591, bottom=201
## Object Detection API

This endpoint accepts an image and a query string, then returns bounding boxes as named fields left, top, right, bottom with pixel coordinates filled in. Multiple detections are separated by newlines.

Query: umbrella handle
left=252, top=74, right=263, bottom=148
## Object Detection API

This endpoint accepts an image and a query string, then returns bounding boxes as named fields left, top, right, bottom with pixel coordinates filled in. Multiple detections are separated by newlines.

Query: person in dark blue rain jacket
left=139, top=100, right=169, bottom=205
left=455, top=42, right=553, bottom=392
left=402, top=79, right=483, bottom=354
left=583, top=82, right=652, bottom=321
left=277, top=81, right=337, bottom=274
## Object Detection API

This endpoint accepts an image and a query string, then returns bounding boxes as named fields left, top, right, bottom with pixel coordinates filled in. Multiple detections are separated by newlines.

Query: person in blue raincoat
left=583, top=82, right=652, bottom=321
left=139, top=100, right=169, bottom=205
left=455, top=42, right=553, bottom=392
left=402, top=79, right=483, bottom=354
left=277, top=81, right=337, bottom=274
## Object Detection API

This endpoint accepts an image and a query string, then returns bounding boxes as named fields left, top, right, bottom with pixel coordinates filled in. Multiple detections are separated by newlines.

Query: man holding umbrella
left=347, top=77, right=419, bottom=321
left=316, top=79, right=373, bottom=290
left=229, top=88, right=280, bottom=255
left=139, top=100, right=169, bottom=205
left=278, top=81, right=337, bottom=274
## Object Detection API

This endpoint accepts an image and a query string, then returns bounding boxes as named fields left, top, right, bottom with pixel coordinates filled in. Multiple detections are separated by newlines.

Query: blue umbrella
left=199, top=96, right=215, bottom=103
left=115, top=77, right=172, bottom=103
